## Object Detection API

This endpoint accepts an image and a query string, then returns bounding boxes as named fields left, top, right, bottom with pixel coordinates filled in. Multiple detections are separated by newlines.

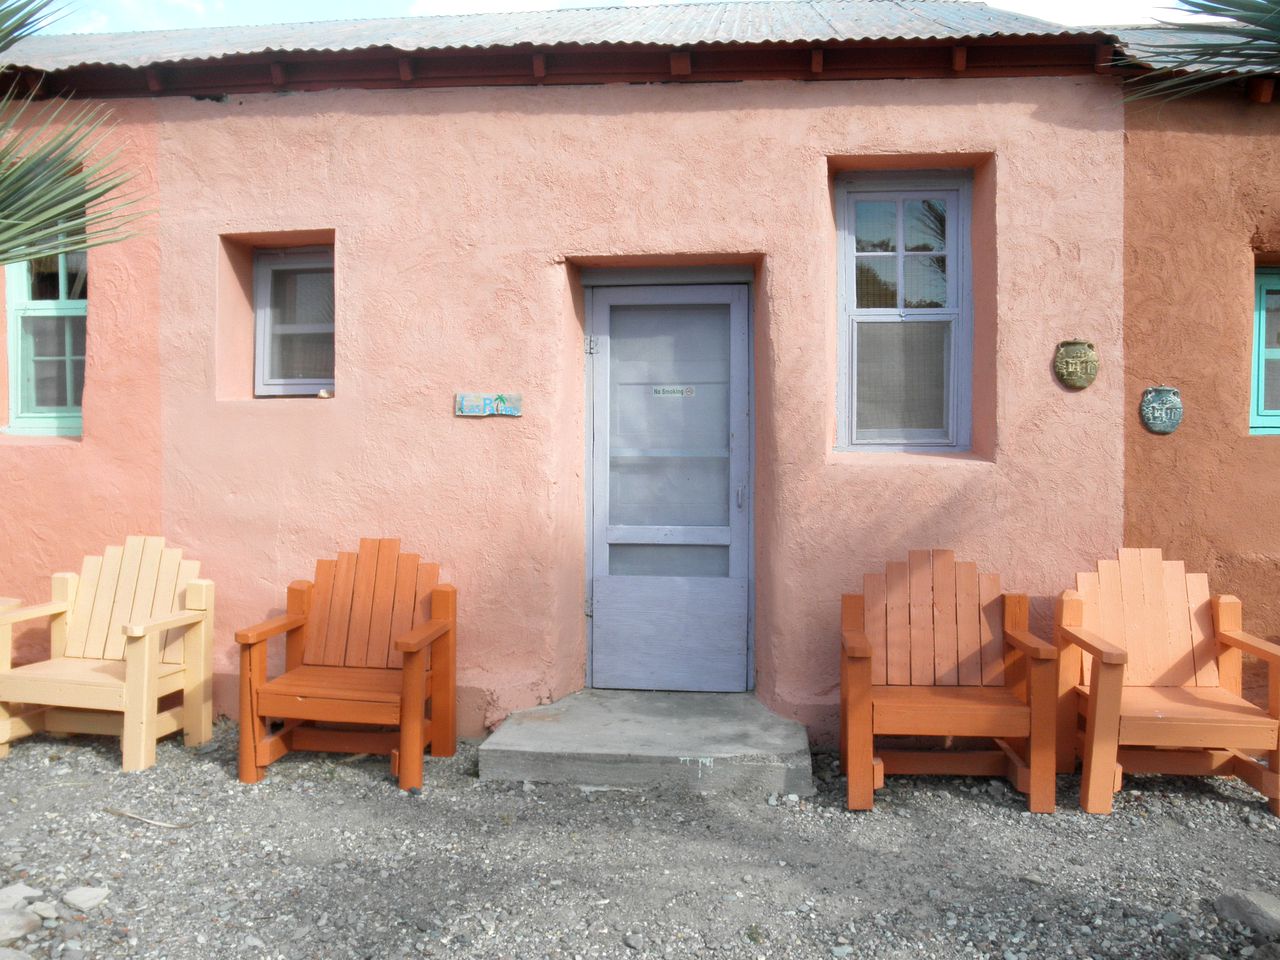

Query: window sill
left=829, top=446, right=993, bottom=466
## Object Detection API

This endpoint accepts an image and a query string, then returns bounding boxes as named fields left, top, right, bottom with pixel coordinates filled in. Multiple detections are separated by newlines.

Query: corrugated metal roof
left=4, top=1, right=1092, bottom=72
left=1107, top=24, right=1273, bottom=76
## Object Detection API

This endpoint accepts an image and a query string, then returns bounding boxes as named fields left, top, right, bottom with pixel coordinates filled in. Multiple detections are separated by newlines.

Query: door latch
left=736, top=484, right=747, bottom=509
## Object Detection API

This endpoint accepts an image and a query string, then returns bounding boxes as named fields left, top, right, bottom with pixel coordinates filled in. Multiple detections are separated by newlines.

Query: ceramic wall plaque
left=1053, top=340, right=1099, bottom=389
left=1140, top=385, right=1183, bottom=434
left=455, top=393, right=522, bottom=417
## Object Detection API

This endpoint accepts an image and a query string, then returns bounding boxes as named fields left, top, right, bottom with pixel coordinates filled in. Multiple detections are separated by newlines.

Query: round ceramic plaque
left=1053, top=340, right=1099, bottom=389
left=1140, top=385, right=1183, bottom=434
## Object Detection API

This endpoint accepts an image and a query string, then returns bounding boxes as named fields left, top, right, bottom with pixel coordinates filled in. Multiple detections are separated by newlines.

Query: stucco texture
left=1, top=76, right=1125, bottom=740
left=1124, top=96, right=1280, bottom=701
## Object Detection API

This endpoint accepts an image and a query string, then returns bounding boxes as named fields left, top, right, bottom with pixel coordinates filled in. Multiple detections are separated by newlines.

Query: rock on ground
left=60, top=887, right=108, bottom=912
left=1215, top=890, right=1280, bottom=940
left=0, top=909, right=39, bottom=944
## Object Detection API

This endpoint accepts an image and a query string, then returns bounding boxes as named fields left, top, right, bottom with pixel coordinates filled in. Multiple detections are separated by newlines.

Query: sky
left=42, top=0, right=1212, bottom=36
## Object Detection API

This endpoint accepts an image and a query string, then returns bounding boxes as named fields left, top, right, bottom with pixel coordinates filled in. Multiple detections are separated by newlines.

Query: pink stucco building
left=0, top=2, right=1133, bottom=740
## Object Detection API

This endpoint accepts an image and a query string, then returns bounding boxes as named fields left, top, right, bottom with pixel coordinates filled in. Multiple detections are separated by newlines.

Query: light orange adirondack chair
left=237, top=538, right=457, bottom=791
left=840, top=549, right=1059, bottom=813
left=0, top=536, right=214, bottom=771
left=1057, top=548, right=1280, bottom=815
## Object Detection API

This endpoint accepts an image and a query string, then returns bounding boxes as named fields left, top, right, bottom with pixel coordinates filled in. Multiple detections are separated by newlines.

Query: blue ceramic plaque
left=1140, top=385, right=1182, bottom=434
left=455, top=393, right=522, bottom=417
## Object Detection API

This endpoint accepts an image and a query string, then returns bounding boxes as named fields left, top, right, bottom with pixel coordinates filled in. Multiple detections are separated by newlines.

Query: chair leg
left=183, top=591, right=214, bottom=748
left=398, top=649, right=427, bottom=791
left=1027, top=659, right=1057, bottom=813
left=1079, top=661, right=1124, bottom=814
left=843, top=656, right=874, bottom=811
left=122, top=637, right=159, bottom=772
left=238, top=643, right=268, bottom=784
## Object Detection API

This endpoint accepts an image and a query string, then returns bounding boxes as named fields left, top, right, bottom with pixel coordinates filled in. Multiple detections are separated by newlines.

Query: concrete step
left=478, top=689, right=814, bottom=796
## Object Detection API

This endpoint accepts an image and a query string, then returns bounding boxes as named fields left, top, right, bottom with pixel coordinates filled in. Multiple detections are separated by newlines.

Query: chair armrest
left=1218, top=630, right=1280, bottom=666
left=1004, top=628, right=1058, bottom=660
left=123, top=609, right=205, bottom=639
left=842, top=629, right=872, bottom=659
left=1059, top=624, right=1127, bottom=664
left=0, top=600, right=69, bottom=626
left=395, top=619, right=450, bottom=653
left=236, top=613, right=307, bottom=646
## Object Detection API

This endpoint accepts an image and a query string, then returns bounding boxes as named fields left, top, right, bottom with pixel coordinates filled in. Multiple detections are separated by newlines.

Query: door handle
left=737, top=484, right=746, bottom=509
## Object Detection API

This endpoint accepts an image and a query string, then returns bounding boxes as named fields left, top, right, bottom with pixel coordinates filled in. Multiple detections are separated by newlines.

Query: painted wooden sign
left=455, top=393, right=522, bottom=417
left=1140, top=385, right=1183, bottom=434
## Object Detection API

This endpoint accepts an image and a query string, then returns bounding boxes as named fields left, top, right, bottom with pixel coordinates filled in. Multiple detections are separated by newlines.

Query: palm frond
left=0, top=1, right=146, bottom=265
left=1123, top=0, right=1280, bottom=100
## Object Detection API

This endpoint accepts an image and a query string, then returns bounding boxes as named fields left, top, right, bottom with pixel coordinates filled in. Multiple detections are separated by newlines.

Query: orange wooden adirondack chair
left=0, top=536, right=214, bottom=771
left=1057, top=548, right=1280, bottom=815
left=237, top=538, right=457, bottom=791
left=840, top=549, right=1059, bottom=813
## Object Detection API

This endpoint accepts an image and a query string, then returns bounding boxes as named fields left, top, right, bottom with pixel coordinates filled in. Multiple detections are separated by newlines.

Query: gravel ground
left=1, top=722, right=1278, bottom=960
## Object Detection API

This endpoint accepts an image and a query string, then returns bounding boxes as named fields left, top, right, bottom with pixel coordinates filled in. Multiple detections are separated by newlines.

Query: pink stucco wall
left=1, top=77, right=1125, bottom=740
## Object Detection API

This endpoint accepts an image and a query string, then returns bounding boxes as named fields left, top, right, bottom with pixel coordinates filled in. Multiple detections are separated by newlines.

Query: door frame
left=582, top=272, right=755, bottom=691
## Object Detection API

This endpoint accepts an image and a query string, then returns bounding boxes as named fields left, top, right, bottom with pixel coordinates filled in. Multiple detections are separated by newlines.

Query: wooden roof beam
left=1248, top=77, right=1275, bottom=104
left=670, top=49, right=691, bottom=76
left=810, top=48, right=824, bottom=74
left=532, top=52, right=547, bottom=79
left=397, top=57, right=414, bottom=81
left=269, top=61, right=286, bottom=87
left=951, top=46, right=967, bottom=72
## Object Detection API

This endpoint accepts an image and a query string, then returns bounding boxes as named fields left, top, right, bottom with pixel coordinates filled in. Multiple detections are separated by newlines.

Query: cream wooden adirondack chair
left=1057, top=548, right=1280, bottom=815
left=0, top=536, right=214, bottom=771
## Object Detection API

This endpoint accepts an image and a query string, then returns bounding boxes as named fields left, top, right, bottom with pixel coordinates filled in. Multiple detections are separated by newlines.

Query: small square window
left=1251, top=268, right=1280, bottom=434
left=254, top=248, right=335, bottom=397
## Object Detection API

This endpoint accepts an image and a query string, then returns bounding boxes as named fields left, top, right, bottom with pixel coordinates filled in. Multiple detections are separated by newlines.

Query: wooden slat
left=64, top=555, right=102, bottom=658
left=1097, top=558, right=1125, bottom=674
left=1185, top=572, right=1219, bottom=687
left=386, top=553, right=421, bottom=670
left=932, top=550, right=958, bottom=686
left=162, top=559, right=199, bottom=665
left=256, top=692, right=400, bottom=726
left=322, top=551, right=358, bottom=666
left=978, top=573, right=1003, bottom=686
left=1161, top=560, right=1196, bottom=687
left=128, top=537, right=165, bottom=629
left=344, top=539, right=382, bottom=668
left=1117, top=548, right=1150, bottom=684
left=414, top=563, right=440, bottom=626
left=150, top=548, right=182, bottom=617
left=908, top=550, right=934, bottom=685
left=872, top=685, right=1029, bottom=737
left=1077, top=571, right=1102, bottom=681
left=303, top=559, right=337, bottom=665
left=955, top=561, right=982, bottom=686
left=885, top=561, right=910, bottom=685
left=365, top=539, right=401, bottom=669
left=863, top=572, right=888, bottom=686
left=1139, top=548, right=1176, bottom=685
left=82, top=546, right=125, bottom=660
left=102, top=536, right=147, bottom=661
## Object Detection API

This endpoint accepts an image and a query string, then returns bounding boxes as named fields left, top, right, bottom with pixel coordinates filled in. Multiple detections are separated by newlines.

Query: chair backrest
left=860, top=549, right=1006, bottom=687
left=301, top=538, right=439, bottom=670
left=64, top=535, right=201, bottom=665
left=1072, top=547, right=1217, bottom=688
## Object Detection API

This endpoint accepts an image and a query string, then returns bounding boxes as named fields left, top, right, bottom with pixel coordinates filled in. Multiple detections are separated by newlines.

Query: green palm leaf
left=1124, top=0, right=1280, bottom=100
left=0, top=0, right=143, bottom=265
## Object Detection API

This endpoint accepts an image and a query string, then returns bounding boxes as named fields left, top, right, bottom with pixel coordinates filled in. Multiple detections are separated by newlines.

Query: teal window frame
left=1252, top=269, right=1280, bottom=435
left=5, top=258, right=87, bottom=437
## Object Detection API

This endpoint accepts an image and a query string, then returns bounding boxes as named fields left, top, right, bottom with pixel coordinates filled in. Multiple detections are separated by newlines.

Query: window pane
left=28, top=256, right=60, bottom=300
left=1264, top=358, right=1280, bottom=411
left=857, top=321, right=950, bottom=434
left=610, top=457, right=730, bottom=526
left=270, top=332, right=334, bottom=381
left=65, top=250, right=87, bottom=300
left=609, top=544, right=729, bottom=577
left=1265, top=290, right=1280, bottom=348
left=23, top=316, right=65, bottom=357
left=69, top=317, right=86, bottom=357
left=854, top=201, right=897, bottom=252
left=904, top=255, right=947, bottom=308
left=271, top=268, right=334, bottom=327
left=855, top=258, right=897, bottom=309
left=71, top=359, right=85, bottom=407
left=29, top=359, right=68, bottom=408
left=905, top=199, right=947, bottom=252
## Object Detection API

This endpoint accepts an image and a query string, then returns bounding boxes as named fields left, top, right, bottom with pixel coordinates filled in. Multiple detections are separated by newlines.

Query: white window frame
left=836, top=171, right=973, bottom=451
left=5, top=259, right=87, bottom=437
left=253, top=247, right=335, bottom=397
